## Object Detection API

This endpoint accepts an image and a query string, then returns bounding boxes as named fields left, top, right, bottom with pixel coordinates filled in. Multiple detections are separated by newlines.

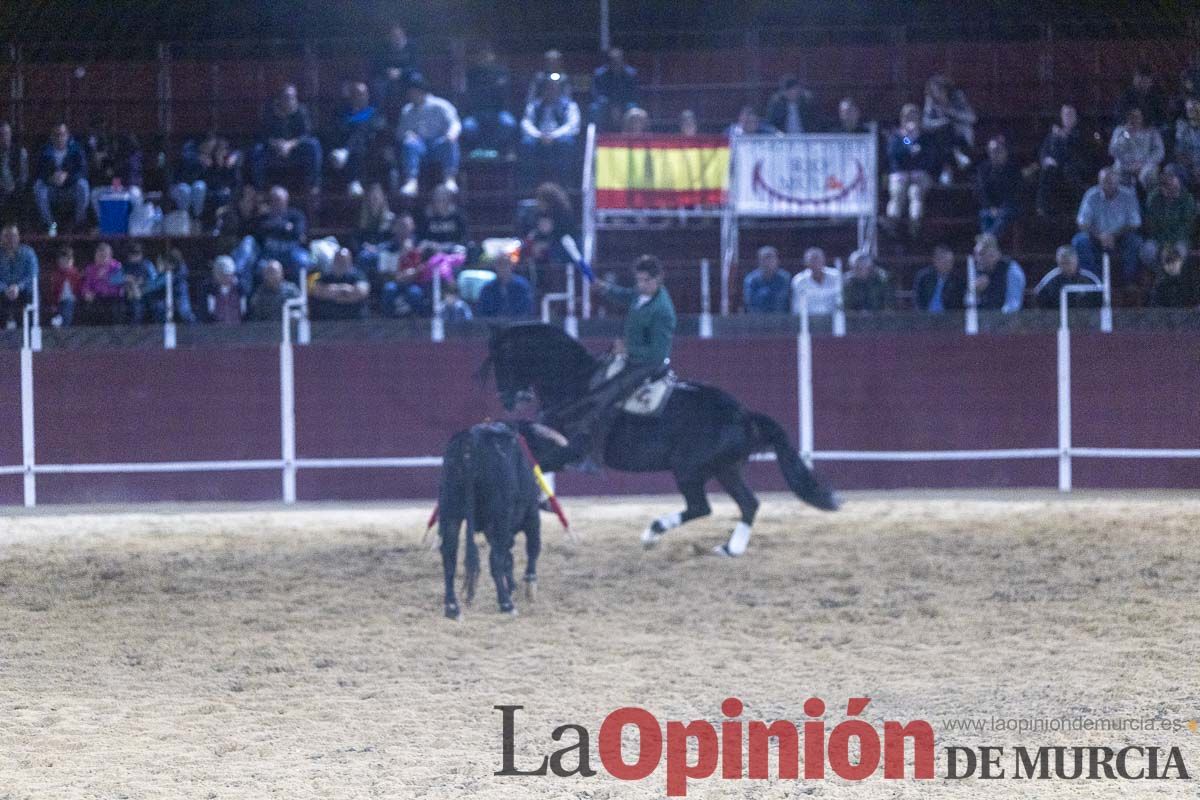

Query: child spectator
left=122, top=242, right=158, bottom=324
left=205, top=255, right=245, bottom=324
left=886, top=104, right=939, bottom=237
left=81, top=242, right=125, bottom=325
left=48, top=246, right=81, bottom=327
left=145, top=248, right=197, bottom=324
left=1150, top=245, right=1194, bottom=307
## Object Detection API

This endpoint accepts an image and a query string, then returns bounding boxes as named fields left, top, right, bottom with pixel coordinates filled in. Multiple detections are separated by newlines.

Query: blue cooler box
left=97, top=191, right=132, bottom=235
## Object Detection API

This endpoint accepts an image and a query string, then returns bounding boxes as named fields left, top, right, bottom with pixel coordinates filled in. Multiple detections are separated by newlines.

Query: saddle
left=620, top=373, right=677, bottom=416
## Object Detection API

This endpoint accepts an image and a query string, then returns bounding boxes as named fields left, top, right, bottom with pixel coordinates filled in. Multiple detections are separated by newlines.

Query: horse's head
left=482, top=323, right=597, bottom=412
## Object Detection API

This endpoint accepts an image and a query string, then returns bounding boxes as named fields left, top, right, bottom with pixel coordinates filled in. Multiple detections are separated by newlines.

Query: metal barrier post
left=1057, top=281, right=1105, bottom=492
left=163, top=268, right=177, bottom=349
left=581, top=123, right=596, bottom=320
left=431, top=265, right=445, bottom=343
left=965, top=255, right=979, bottom=335
left=797, top=290, right=813, bottom=467
left=1100, top=253, right=1113, bottom=333
left=699, top=258, right=713, bottom=339
left=832, top=256, right=846, bottom=337
left=297, top=267, right=311, bottom=345
left=20, top=306, right=36, bottom=506
left=280, top=298, right=304, bottom=503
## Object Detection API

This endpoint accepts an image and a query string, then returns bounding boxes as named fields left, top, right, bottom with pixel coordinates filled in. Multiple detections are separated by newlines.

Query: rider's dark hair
left=634, top=254, right=663, bottom=279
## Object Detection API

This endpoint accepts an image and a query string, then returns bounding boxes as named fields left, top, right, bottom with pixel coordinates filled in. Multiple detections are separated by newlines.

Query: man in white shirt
left=790, top=247, right=842, bottom=315
left=519, top=76, right=580, bottom=185
left=398, top=76, right=461, bottom=196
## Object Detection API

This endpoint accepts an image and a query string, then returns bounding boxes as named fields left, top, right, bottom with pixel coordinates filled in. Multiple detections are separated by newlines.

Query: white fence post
left=163, top=267, right=177, bottom=349
left=797, top=290, right=814, bottom=467
left=297, top=267, right=311, bottom=345
left=431, top=265, right=445, bottom=343
left=1100, top=253, right=1113, bottom=333
left=832, top=256, right=846, bottom=337
left=20, top=305, right=36, bottom=506
left=1056, top=314, right=1072, bottom=493
left=280, top=298, right=304, bottom=503
left=699, top=258, right=713, bottom=339
left=965, top=255, right=979, bottom=335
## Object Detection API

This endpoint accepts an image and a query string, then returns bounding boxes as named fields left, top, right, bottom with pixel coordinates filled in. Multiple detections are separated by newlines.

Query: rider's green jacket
left=606, top=284, right=677, bottom=366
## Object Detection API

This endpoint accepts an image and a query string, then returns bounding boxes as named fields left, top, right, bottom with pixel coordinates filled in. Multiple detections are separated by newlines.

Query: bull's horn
left=529, top=423, right=568, bottom=448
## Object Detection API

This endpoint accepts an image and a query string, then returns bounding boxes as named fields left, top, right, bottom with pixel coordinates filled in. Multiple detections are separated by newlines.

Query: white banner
left=731, top=133, right=877, bottom=218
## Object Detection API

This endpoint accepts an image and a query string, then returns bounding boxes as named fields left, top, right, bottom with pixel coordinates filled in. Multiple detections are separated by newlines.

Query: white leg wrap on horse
left=726, top=522, right=752, bottom=556
left=641, top=512, right=681, bottom=545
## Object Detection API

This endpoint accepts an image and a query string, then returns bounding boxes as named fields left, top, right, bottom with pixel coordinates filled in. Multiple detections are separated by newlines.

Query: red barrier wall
left=0, top=331, right=1196, bottom=505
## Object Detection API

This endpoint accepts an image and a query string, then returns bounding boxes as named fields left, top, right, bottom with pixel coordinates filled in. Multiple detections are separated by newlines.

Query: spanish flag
left=594, top=134, right=729, bottom=209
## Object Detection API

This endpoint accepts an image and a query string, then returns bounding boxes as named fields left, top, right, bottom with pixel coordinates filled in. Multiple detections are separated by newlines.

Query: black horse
left=482, top=323, right=839, bottom=556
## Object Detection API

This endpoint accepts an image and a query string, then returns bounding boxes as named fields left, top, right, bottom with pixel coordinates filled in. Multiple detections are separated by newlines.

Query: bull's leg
left=641, top=475, right=712, bottom=548
left=713, top=464, right=760, bottom=557
left=462, top=530, right=481, bottom=606
left=522, top=509, right=542, bottom=603
left=439, top=516, right=463, bottom=620
left=489, top=543, right=516, bottom=614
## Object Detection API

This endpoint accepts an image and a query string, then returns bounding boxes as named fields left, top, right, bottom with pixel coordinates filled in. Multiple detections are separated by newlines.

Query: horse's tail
left=746, top=412, right=840, bottom=511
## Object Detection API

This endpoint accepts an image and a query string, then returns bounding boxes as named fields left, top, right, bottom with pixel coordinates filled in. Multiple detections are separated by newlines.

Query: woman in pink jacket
left=81, top=241, right=125, bottom=325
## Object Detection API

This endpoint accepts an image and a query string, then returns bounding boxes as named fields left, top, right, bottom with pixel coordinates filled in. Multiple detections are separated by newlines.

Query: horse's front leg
left=642, top=476, right=711, bottom=547
left=522, top=510, right=542, bottom=603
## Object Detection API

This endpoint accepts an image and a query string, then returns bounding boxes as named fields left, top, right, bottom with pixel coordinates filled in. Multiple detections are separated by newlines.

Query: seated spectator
left=0, top=224, right=37, bottom=330
left=378, top=236, right=456, bottom=318
left=233, top=186, right=311, bottom=285
left=621, top=107, right=649, bottom=134
left=1150, top=244, right=1195, bottom=307
left=122, top=242, right=158, bottom=324
left=327, top=81, right=386, bottom=198
left=525, top=49, right=573, bottom=106
left=370, top=22, right=418, bottom=117
left=975, top=135, right=1021, bottom=240
left=913, top=244, right=965, bottom=313
left=310, top=247, right=369, bottom=321
left=843, top=249, right=892, bottom=311
left=766, top=75, right=815, bottom=134
left=1036, top=104, right=1089, bottom=216
left=728, top=106, right=776, bottom=137
left=886, top=104, right=938, bottom=237
left=520, top=182, right=577, bottom=271
left=835, top=98, right=868, bottom=134
left=591, top=48, right=639, bottom=132
left=441, top=283, right=474, bottom=322
left=1034, top=245, right=1102, bottom=309
left=679, top=110, right=699, bottom=137
left=923, top=74, right=975, bottom=183
left=85, top=125, right=143, bottom=206
left=205, top=255, right=245, bottom=324
left=790, top=247, right=841, bottom=315
left=360, top=212, right=418, bottom=291
left=356, top=183, right=396, bottom=250
left=1073, top=167, right=1143, bottom=285
left=743, top=245, right=791, bottom=313
left=1116, top=64, right=1169, bottom=131
left=217, top=184, right=262, bottom=239
left=971, top=233, right=1025, bottom=313
left=461, top=44, right=517, bottom=157
left=144, top=248, right=196, bottom=324
left=0, top=121, right=29, bottom=220
left=250, top=84, right=322, bottom=193
left=520, top=75, right=581, bottom=186
left=33, top=123, right=89, bottom=233
left=418, top=184, right=469, bottom=248
left=81, top=242, right=125, bottom=325
left=1140, top=164, right=1196, bottom=270
left=398, top=75, right=462, bottom=196
left=48, top=245, right=80, bottom=327
left=1173, top=97, right=1200, bottom=190
left=477, top=257, right=533, bottom=318
left=172, top=134, right=240, bottom=225
left=1109, top=107, right=1164, bottom=190
left=247, top=259, right=301, bottom=322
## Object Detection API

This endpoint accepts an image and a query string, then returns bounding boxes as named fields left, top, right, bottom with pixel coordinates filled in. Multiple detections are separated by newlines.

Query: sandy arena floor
left=1, top=491, right=1198, bottom=798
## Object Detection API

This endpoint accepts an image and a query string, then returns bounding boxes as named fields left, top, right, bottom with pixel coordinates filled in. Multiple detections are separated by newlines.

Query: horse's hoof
left=641, top=527, right=663, bottom=548
left=524, top=576, right=537, bottom=603
left=711, top=544, right=742, bottom=558
left=444, top=603, right=462, bottom=620
left=499, top=602, right=518, bottom=616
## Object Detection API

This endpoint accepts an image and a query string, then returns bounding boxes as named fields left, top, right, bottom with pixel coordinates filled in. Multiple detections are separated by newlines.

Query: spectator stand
left=722, top=129, right=878, bottom=316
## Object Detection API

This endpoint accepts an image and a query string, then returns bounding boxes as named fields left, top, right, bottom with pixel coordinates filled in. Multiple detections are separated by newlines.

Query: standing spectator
left=679, top=110, right=699, bottom=137
left=727, top=106, right=776, bottom=137
left=1150, top=245, right=1194, bottom=307
left=251, top=85, right=322, bottom=193
left=971, top=233, right=1025, bottom=313
left=766, top=76, right=815, bottom=134
left=525, top=50, right=573, bottom=106
left=835, top=98, right=868, bottom=134
left=81, top=242, right=124, bottom=325
left=0, top=121, right=29, bottom=220
left=356, top=183, right=396, bottom=250
left=477, top=257, right=533, bottom=318
left=743, top=246, right=791, bottom=313
left=121, top=242, right=158, bottom=324
left=923, top=74, right=976, bottom=183
left=591, top=48, right=639, bottom=132
left=247, top=259, right=300, bottom=322
left=1109, top=107, right=1164, bottom=190
left=790, top=247, right=841, bottom=315
left=1140, top=164, right=1196, bottom=270
left=1116, top=64, right=1169, bottom=131
left=1073, top=168, right=1143, bottom=285
left=1173, top=97, right=1200, bottom=190
left=842, top=249, right=892, bottom=311
left=310, top=247, right=369, bottom=321
left=975, top=135, right=1022, bottom=240
left=327, top=82, right=386, bottom=198
left=913, top=244, right=965, bottom=313
left=33, top=123, right=89, bottom=233
left=234, top=186, right=311, bottom=285
left=886, top=104, right=938, bottom=237
left=519, top=75, right=581, bottom=186
left=370, top=22, right=418, bottom=118
left=398, top=76, right=462, bottom=196
left=461, top=44, right=517, bottom=157
left=418, top=184, right=469, bottom=248
left=48, top=245, right=81, bottom=327
left=145, top=248, right=197, bottom=324
left=205, top=255, right=245, bottom=324
left=0, top=224, right=37, bottom=329
left=1034, top=245, right=1102, bottom=309
left=1036, top=104, right=1089, bottom=216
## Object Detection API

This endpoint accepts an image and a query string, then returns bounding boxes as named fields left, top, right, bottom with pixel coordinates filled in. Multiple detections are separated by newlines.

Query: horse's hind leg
left=522, top=511, right=542, bottom=603
left=713, top=464, right=760, bottom=557
left=642, top=476, right=711, bottom=547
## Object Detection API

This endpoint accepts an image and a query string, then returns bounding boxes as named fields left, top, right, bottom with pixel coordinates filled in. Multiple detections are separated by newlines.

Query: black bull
left=437, top=423, right=542, bottom=619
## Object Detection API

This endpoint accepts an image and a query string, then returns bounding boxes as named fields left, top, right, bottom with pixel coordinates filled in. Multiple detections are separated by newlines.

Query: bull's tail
left=746, top=412, right=840, bottom=511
